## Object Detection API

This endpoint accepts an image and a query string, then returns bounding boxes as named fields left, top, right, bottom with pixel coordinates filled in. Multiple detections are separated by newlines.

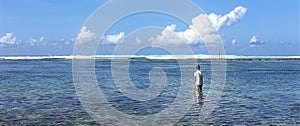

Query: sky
left=0, top=0, right=299, bottom=56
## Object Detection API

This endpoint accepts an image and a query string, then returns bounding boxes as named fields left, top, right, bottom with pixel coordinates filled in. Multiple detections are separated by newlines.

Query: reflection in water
left=176, top=93, right=205, bottom=125
left=194, top=93, right=204, bottom=105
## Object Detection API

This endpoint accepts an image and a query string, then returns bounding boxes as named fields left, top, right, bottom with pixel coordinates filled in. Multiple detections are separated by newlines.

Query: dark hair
left=196, top=64, right=200, bottom=70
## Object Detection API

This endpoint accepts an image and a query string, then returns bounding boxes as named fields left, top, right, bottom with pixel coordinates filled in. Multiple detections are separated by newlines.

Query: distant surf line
left=0, top=55, right=299, bottom=60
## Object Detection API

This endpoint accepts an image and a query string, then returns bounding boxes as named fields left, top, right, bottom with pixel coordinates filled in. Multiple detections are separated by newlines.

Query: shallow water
left=0, top=59, right=299, bottom=125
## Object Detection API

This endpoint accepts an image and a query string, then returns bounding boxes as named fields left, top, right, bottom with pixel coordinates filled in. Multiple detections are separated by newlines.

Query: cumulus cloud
left=250, top=36, right=257, bottom=44
left=0, top=32, right=17, bottom=45
left=149, top=6, right=247, bottom=45
left=150, top=14, right=219, bottom=45
left=105, top=32, right=125, bottom=44
left=149, top=23, right=205, bottom=45
left=208, top=6, right=247, bottom=30
left=76, top=27, right=125, bottom=44
left=249, top=35, right=264, bottom=47
left=76, top=26, right=96, bottom=44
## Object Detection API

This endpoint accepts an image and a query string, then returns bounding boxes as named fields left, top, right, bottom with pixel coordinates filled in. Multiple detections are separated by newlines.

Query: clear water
left=0, top=59, right=299, bottom=125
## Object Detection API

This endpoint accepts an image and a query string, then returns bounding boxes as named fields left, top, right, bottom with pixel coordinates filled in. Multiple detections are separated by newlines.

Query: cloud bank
left=0, top=6, right=247, bottom=49
left=71, top=6, right=247, bottom=46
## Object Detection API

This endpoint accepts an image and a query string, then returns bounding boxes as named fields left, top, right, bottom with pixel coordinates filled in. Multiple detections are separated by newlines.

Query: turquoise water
left=0, top=59, right=299, bottom=125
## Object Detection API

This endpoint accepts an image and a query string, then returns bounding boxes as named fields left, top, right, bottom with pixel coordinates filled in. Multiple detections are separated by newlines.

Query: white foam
left=0, top=55, right=299, bottom=60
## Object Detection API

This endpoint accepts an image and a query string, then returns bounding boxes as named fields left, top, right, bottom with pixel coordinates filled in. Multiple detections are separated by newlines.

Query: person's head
left=196, top=64, right=200, bottom=70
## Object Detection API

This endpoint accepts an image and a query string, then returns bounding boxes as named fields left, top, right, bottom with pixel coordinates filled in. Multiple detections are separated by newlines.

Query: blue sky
left=0, top=0, right=299, bottom=56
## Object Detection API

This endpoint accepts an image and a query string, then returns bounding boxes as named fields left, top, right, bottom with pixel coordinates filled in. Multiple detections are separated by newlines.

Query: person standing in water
left=194, top=64, right=203, bottom=95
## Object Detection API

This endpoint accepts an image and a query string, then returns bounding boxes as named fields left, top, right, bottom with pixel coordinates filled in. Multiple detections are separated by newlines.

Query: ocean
left=0, top=58, right=299, bottom=125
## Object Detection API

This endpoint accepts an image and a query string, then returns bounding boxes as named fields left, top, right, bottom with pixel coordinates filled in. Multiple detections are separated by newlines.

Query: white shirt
left=194, top=70, right=203, bottom=85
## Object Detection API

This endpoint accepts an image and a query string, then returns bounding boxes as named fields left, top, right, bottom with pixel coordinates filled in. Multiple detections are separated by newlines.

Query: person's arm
left=194, top=73, right=196, bottom=85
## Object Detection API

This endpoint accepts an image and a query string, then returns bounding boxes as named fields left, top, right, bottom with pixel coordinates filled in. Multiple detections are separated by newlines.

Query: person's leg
left=195, top=85, right=199, bottom=95
left=199, top=84, right=203, bottom=92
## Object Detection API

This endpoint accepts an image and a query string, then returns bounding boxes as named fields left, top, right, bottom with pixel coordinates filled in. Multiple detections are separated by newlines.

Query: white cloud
left=1, top=32, right=75, bottom=47
left=0, top=32, right=17, bottom=45
left=28, top=36, right=48, bottom=46
left=232, top=39, right=237, bottom=45
left=76, top=26, right=124, bottom=45
left=150, top=6, right=247, bottom=45
left=226, top=6, right=247, bottom=26
left=249, top=35, right=264, bottom=47
left=39, top=36, right=47, bottom=46
left=208, top=6, right=247, bottom=30
left=40, top=36, right=45, bottom=42
left=29, top=38, right=37, bottom=46
left=65, top=38, right=74, bottom=45
left=150, top=24, right=186, bottom=45
left=250, top=36, right=257, bottom=44
left=76, top=26, right=96, bottom=44
left=150, top=14, right=219, bottom=45
left=105, top=32, right=124, bottom=44
left=59, top=38, right=75, bottom=46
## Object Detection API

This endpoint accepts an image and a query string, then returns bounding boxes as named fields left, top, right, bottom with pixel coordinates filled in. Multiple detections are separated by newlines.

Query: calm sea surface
left=0, top=59, right=299, bottom=125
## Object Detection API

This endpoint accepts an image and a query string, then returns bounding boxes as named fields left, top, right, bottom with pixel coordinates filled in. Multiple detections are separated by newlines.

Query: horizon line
left=0, top=55, right=299, bottom=61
